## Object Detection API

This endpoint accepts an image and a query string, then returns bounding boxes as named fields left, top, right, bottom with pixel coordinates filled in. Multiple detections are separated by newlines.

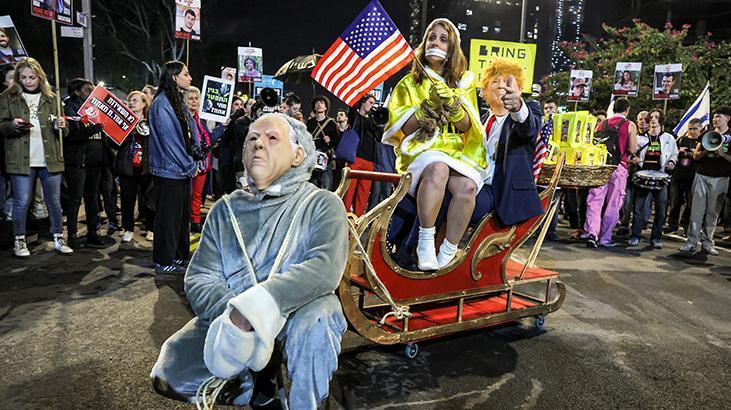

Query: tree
left=542, top=20, right=731, bottom=129
left=95, top=0, right=185, bottom=84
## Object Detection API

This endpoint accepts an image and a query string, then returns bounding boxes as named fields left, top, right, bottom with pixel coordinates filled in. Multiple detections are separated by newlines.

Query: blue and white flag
left=673, top=82, right=710, bottom=136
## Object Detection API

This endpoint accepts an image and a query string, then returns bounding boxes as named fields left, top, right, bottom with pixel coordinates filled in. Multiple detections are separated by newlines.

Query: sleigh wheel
left=404, top=343, right=419, bottom=359
left=534, top=315, right=546, bottom=330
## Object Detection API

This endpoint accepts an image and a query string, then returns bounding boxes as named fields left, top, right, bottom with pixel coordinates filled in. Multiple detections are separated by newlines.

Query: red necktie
left=484, top=115, right=496, bottom=137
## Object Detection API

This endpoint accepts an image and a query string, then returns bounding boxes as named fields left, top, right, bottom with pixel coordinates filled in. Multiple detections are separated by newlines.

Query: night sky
left=3, top=0, right=414, bottom=109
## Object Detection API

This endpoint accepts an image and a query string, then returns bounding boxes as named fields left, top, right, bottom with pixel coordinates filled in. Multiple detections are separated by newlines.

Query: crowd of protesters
left=542, top=97, right=731, bottom=256
left=0, top=57, right=394, bottom=272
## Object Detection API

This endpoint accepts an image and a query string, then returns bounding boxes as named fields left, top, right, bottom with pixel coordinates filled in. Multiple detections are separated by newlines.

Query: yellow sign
left=469, top=39, right=536, bottom=94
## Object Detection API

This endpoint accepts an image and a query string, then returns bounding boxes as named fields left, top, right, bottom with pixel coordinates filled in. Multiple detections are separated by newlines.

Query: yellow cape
left=382, top=70, right=487, bottom=175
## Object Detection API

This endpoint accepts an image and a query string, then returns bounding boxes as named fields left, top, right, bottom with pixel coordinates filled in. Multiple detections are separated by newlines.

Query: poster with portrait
left=0, top=16, right=29, bottom=66
left=220, top=66, right=237, bottom=83
left=55, top=0, right=73, bottom=25
left=199, top=75, right=235, bottom=123
left=30, top=0, right=73, bottom=25
left=175, top=0, right=201, bottom=41
left=238, top=47, right=263, bottom=83
left=612, top=62, right=641, bottom=97
left=567, top=69, right=592, bottom=103
left=653, top=63, right=682, bottom=100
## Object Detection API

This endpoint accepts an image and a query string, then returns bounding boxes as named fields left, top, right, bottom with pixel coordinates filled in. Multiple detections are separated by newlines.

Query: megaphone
left=701, top=131, right=731, bottom=151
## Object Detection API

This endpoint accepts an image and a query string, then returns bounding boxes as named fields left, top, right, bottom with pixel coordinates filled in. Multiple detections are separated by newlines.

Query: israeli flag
left=673, top=82, right=710, bottom=136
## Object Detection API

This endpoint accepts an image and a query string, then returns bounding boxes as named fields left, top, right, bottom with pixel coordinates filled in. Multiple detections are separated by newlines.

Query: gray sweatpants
left=150, top=294, right=347, bottom=409
left=685, top=173, right=729, bottom=249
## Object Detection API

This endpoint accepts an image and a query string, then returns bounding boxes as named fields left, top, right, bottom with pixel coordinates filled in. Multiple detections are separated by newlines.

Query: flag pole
left=662, top=99, right=668, bottom=116
left=51, top=19, right=63, bottom=151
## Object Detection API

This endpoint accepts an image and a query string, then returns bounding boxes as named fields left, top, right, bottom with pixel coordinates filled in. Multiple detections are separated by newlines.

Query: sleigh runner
left=335, top=160, right=566, bottom=357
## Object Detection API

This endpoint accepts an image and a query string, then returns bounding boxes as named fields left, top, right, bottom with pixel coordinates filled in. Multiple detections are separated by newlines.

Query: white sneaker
left=53, top=234, right=73, bottom=255
left=437, top=239, right=458, bottom=268
left=122, top=231, right=134, bottom=242
left=13, top=236, right=30, bottom=258
left=703, top=245, right=719, bottom=256
left=678, top=243, right=696, bottom=253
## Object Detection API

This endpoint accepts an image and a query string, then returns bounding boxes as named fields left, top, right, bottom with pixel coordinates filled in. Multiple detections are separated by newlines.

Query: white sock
left=417, top=226, right=438, bottom=270
left=437, top=239, right=458, bottom=267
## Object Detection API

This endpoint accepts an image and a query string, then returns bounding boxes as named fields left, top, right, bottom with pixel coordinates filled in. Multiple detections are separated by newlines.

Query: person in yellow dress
left=382, top=18, right=486, bottom=270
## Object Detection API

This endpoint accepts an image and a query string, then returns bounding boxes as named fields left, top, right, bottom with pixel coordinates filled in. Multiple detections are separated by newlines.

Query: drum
left=633, top=170, right=670, bottom=190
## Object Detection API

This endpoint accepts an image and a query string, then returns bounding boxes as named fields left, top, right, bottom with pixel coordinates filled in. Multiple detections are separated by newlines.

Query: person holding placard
left=0, top=57, right=71, bottom=257
left=117, top=91, right=155, bottom=243
left=61, top=78, right=108, bottom=249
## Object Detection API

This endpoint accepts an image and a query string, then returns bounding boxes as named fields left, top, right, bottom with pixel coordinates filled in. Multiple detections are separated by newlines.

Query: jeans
left=631, top=186, right=667, bottom=241
left=667, top=176, right=693, bottom=229
left=10, top=167, right=64, bottom=236
left=61, top=166, right=86, bottom=236
left=150, top=294, right=346, bottom=408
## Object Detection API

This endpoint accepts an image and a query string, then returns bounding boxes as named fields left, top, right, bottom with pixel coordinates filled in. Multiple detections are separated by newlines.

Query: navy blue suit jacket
left=476, top=100, right=544, bottom=226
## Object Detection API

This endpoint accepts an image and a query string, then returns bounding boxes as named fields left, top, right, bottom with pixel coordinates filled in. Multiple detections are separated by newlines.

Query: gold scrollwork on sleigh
left=470, top=226, right=516, bottom=281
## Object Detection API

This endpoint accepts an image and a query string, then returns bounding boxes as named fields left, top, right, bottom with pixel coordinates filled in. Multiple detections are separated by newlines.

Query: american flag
left=533, top=115, right=552, bottom=181
left=311, top=0, right=413, bottom=106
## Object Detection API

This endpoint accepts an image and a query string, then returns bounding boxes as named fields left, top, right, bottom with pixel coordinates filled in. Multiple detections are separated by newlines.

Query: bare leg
left=445, top=174, right=477, bottom=244
left=416, top=162, right=450, bottom=228
left=416, top=162, right=450, bottom=270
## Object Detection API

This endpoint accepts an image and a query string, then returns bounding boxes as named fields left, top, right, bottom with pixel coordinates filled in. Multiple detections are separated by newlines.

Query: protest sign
left=30, top=0, right=73, bottom=25
left=199, top=75, right=236, bottom=123
left=0, top=16, right=29, bottom=65
left=253, top=75, right=283, bottom=102
left=221, top=67, right=237, bottom=82
left=30, top=0, right=55, bottom=21
left=468, top=39, right=536, bottom=94
left=567, top=70, right=592, bottom=103
left=78, top=85, right=140, bottom=146
left=612, top=62, right=641, bottom=97
left=653, top=63, right=682, bottom=100
left=238, top=47, right=263, bottom=83
left=60, top=26, right=83, bottom=38
left=55, top=0, right=73, bottom=25
left=175, top=0, right=201, bottom=41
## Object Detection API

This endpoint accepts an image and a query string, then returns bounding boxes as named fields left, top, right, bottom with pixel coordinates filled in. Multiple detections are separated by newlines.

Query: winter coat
left=149, top=91, right=197, bottom=179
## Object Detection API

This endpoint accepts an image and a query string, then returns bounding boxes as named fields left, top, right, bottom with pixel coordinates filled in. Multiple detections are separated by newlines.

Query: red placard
left=30, top=0, right=55, bottom=21
left=78, top=85, right=140, bottom=146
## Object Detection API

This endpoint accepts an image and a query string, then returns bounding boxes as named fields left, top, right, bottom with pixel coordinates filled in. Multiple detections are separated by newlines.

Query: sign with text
left=238, top=47, right=263, bottom=83
left=78, top=85, right=140, bottom=145
left=653, top=63, right=682, bottom=100
left=613, top=62, right=641, bottom=97
left=468, top=39, right=536, bottom=94
left=199, top=75, right=235, bottom=123
left=567, top=69, right=593, bottom=102
left=30, top=0, right=73, bottom=25
left=175, top=0, right=201, bottom=41
left=60, top=26, right=83, bottom=38
left=253, top=75, right=283, bottom=102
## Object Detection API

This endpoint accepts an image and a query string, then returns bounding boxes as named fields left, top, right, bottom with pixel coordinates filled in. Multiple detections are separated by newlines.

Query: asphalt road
left=0, top=219, right=729, bottom=409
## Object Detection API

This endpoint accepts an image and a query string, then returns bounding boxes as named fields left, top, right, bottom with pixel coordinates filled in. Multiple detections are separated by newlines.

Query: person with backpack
left=584, top=98, right=639, bottom=248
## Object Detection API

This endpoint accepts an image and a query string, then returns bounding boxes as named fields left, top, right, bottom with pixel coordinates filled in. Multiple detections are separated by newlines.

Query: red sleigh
left=335, top=159, right=566, bottom=358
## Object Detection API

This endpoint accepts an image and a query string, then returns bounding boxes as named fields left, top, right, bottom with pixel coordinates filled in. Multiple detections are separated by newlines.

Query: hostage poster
left=199, top=75, right=235, bottom=123
left=653, top=63, right=682, bottom=100
left=238, top=47, right=263, bottom=83
left=175, top=0, right=201, bottom=41
left=78, top=85, right=140, bottom=145
left=30, top=0, right=73, bottom=25
left=0, top=16, right=29, bottom=65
